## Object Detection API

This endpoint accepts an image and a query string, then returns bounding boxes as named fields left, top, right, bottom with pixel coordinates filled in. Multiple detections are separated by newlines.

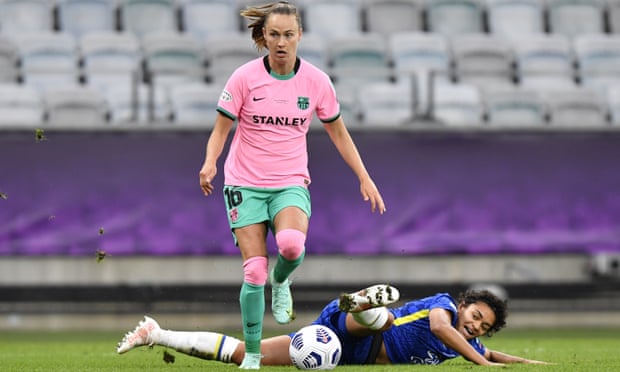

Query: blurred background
left=1, top=0, right=619, bottom=332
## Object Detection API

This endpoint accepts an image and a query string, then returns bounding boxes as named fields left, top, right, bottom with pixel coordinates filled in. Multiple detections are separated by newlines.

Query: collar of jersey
left=263, top=55, right=300, bottom=80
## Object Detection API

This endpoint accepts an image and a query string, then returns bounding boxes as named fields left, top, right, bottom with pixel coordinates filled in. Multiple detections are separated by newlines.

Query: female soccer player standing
left=197, top=1, right=386, bottom=369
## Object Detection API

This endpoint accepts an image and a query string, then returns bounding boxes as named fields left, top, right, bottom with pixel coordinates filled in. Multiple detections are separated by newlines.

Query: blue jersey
left=383, top=292, right=486, bottom=364
left=307, top=293, right=486, bottom=365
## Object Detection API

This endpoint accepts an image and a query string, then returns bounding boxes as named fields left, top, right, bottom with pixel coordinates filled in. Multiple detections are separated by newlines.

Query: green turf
left=0, top=328, right=619, bottom=371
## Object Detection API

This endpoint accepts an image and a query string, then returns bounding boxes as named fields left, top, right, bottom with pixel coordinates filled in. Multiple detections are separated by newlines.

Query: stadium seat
left=606, top=84, right=620, bottom=125
left=425, top=0, right=484, bottom=36
left=543, top=87, right=608, bottom=127
left=609, top=0, right=620, bottom=34
left=105, top=83, right=170, bottom=124
left=0, top=83, right=44, bottom=126
left=546, top=0, right=605, bottom=39
left=44, top=85, right=108, bottom=126
left=332, top=82, right=360, bottom=125
left=169, top=82, right=221, bottom=126
left=204, top=34, right=261, bottom=86
left=80, top=31, right=142, bottom=98
left=0, top=0, right=53, bottom=35
left=511, top=34, right=576, bottom=91
left=358, top=81, right=415, bottom=127
left=389, top=32, right=452, bottom=116
left=574, top=33, right=620, bottom=98
left=119, top=0, right=178, bottom=40
left=57, top=0, right=117, bottom=39
left=0, top=35, right=19, bottom=83
left=301, top=0, right=362, bottom=40
left=432, top=81, right=484, bottom=126
left=179, top=0, right=240, bottom=41
left=449, top=33, right=515, bottom=91
left=15, top=32, right=80, bottom=93
left=328, top=33, right=392, bottom=91
left=297, top=33, right=328, bottom=71
left=363, top=0, right=424, bottom=37
left=142, top=30, right=205, bottom=95
left=485, top=0, right=545, bottom=41
left=483, top=86, right=547, bottom=126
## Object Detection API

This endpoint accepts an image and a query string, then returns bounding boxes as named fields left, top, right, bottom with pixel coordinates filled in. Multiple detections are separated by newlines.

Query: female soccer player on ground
left=197, top=1, right=386, bottom=369
left=117, top=285, right=549, bottom=367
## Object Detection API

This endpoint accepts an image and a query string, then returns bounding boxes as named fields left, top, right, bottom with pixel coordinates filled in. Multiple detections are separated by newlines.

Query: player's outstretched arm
left=486, top=349, right=551, bottom=365
left=428, top=308, right=505, bottom=367
left=199, top=113, right=234, bottom=196
left=323, top=118, right=386, bottom=214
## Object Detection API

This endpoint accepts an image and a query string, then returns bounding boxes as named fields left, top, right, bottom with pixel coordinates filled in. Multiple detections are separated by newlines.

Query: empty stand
left=80, top=31, right=142, bottom=97
left=425, top=0, right=484, bottom=36
left=543, top=87, right=608, bottom=127
left=297, top=33, right=328, bottom=71
left=483, top=86, right=547, bottom=126
left=328, top=33, right=392, bottom=91
left=358, top=80, right=415, bottom=127
left=57, top=0, right=117, bottom=39
left=105, top=83, right=170, bottom=124
left=363, top=0, right=424, bottom=37
left=432, top=81, right=484, bottom=126
left=142, top=30, right=205, bottom=94
left=546, top=0, right=605, bottom=39
left=606, top=84, right=620, bottom=125
left=44, top=85, right=108, bottom=126
left=0, top=83, right=44, bottom=126
left=15, top=32, right=80, bottom=93
left=574, top=33, right=620, bottom=97
left=179, top=0, right=240, bottom=41
left=170, top=82, right=221, bottom=126
left=119, top=0, right=178, bottom=40
left=450, top=33, right=515, bottom=91
left=301, top=0, right=362, bottom=40
left=511, top=33, right=576, bottom=91
left=389, top=31, right=452, bottom=116
left=0, top=0, right=53, bottom=35
left=0, top=35, right=19, bottom=83
left=485, top=0, right=545, bottom=40
left=204, top=34, right=261, bottom=85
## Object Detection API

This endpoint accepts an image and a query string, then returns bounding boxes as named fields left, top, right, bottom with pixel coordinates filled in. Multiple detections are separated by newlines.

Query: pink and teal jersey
left=217, top=56, right=340, bottom=188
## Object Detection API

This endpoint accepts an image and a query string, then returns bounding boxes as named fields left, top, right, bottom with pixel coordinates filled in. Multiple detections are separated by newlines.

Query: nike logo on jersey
left=253, top=96, right=266, bottom=102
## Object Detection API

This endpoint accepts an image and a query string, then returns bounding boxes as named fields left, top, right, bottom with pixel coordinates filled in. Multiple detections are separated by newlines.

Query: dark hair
left=240, top=1, right=302, bottom=50
left=457, top=289, right=508, bottom=337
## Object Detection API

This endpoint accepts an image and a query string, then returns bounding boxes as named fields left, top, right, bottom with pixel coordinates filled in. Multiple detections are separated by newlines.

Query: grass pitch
left=0, top=328, right=619, bottom=371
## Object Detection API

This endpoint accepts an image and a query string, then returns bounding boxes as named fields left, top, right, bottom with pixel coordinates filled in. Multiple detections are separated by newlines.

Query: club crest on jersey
left=220, top=90, right=232, bottom=102
left=297, top=96, right=309, bottom=110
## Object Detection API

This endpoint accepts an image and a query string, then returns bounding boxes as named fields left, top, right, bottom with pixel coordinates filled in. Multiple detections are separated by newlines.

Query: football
left=289, top=325, right=342, bottom=370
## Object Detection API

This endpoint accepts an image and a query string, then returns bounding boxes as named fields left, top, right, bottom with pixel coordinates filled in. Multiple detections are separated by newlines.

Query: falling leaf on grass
left=163, top=350, right=176, bottom=364
left=95, top=249, right=108, bottom=263
left=35, top=128, right=47, bottom=142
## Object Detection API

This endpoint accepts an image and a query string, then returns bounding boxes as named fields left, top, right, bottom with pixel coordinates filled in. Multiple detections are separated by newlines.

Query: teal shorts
left=222, top=185, right=312, bottom=243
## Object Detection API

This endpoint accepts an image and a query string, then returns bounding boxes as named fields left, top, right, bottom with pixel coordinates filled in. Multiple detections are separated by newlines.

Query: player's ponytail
left=240, top=1, right=301, bottom=51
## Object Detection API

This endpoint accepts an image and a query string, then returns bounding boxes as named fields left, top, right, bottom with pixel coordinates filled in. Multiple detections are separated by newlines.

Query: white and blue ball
left=289, top=325, right=342, bottom=370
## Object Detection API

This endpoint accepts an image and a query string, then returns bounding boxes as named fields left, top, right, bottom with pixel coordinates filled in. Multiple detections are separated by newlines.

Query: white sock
left=152, top=329, right=241, bottom=363
left=352, top=307, right=389, bottom=330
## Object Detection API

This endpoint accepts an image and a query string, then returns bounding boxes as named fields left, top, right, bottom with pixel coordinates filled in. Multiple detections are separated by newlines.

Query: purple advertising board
left=1, top=129, right=619, bottom=256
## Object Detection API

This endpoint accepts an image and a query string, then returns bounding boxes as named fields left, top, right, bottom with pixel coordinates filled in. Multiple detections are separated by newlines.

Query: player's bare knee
left=243, top=256, right=268, bottom=285
left=275, top=229, right=305, bottom=260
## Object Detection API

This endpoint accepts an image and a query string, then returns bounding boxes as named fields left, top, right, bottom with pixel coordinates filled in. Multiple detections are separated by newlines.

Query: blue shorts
left=288, top=299, right=374, bottom=365
left=223, top=186, right=311, bottom=244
